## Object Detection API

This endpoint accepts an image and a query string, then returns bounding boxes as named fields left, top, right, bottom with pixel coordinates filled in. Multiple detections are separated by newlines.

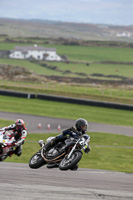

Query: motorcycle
left=0, top=130, right=15, bottom=161
left=29, top=135, right=90, bottom=170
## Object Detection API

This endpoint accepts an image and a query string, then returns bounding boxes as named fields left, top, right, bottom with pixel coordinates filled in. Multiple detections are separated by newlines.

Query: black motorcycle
left=29, top=135, right=90, bottom=171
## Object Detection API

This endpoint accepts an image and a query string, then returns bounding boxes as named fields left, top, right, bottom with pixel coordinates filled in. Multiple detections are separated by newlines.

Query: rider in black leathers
left=42, top=118, right=91, bottom=170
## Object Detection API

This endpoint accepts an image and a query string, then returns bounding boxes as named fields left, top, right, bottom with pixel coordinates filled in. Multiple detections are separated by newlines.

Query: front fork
left=67, top=139, right=80, bottom=159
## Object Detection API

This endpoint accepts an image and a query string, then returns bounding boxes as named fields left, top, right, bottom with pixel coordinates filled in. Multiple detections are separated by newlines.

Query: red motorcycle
left=0, top=130, right=15, bottom=161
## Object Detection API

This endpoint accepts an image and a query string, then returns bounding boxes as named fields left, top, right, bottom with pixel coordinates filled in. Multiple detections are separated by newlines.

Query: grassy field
left=44, top=61, right=133, bottom=78
left=1, top=42, right=133, bottom=63
left=1, top=41, right=133, bottom=79
left=4, top=132, right=133, bottom=173
left=0, top=57, right=133, bottom=104
left=56, top=45, right=133, bottom=63
left=1, top=58, right=133, bottom=78
left=0, top=95, right=133, bottom=127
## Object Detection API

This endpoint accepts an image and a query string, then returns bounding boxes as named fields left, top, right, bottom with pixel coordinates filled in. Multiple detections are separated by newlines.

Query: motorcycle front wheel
left=59, top=150, right=82, bottom=171
left=0, top=154, right=8, bottom=162
left=29, top=151, right=46, bottom=169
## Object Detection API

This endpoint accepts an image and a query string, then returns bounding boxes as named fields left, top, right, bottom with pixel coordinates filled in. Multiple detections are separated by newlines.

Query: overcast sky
left=0, top=0, right=132, bottom=26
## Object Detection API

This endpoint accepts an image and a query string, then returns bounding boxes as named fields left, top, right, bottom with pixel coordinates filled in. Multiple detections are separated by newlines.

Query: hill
left=0, top=18, right=133, bottom=42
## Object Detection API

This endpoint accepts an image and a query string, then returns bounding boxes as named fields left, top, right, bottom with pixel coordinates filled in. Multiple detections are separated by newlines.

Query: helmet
left=15, top=119, right=24, bottom=126
left=15, top=119, right=24, bottom=130
left=75, top=118, right=88, bottom=133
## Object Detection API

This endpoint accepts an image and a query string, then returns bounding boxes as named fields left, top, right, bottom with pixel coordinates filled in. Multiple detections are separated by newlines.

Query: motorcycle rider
left=42, top=118, right=91, bottom=170
left=2, top=119, right=27, bottom=156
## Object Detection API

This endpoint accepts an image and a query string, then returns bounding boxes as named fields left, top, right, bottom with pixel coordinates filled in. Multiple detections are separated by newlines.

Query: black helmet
left=75, top=118, right=89, bottom=133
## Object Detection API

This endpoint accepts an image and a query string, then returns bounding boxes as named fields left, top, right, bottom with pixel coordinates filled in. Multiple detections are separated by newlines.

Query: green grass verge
left=0, top=119, right=15, bottom=127
left=0, top=95, right=133, bottom=127
left=4, top=132, right=133, bottom=173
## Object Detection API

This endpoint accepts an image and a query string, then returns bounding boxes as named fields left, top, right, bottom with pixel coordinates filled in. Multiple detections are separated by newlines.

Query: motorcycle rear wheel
left=59, top=150, right=82, bottom=171
left=29, top=151, right=46, bottom=169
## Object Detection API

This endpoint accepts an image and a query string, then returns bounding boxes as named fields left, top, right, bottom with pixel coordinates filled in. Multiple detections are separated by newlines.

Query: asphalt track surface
left=0, top=111, right=133, bottom=136
left=0, top=162, right=133, bottom=200
left=0, top=111, right=133, bottom=200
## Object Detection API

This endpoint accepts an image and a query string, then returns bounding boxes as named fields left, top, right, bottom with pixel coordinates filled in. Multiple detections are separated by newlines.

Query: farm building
left=9, top=45, right=62, bottom=61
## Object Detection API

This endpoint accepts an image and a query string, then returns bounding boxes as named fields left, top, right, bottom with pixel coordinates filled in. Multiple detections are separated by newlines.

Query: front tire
left=0, top=154, right=8, bottom=162
left=59, top=150, right=82, bottom=171
left=29, top=151, right=46, bottom=169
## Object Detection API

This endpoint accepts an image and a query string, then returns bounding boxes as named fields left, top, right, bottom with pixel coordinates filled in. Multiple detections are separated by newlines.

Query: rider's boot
left=13, top=145, right=22, bottom=156
left=8, top=151, right=13, bottom=157
left=43, top=142, right=52, bottom=153
left=43, top=137, right=58, bottom=152
left=43, top=136, right=67, bottom=154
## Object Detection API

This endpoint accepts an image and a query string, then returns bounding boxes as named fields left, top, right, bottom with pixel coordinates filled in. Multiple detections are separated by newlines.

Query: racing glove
left=83, top=146, right=91, bottom=153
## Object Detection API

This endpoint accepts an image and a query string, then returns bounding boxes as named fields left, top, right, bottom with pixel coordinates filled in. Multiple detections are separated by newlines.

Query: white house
left=116, top=32, right=131, bottom=38
left=9, top=45, right=62, bottom=61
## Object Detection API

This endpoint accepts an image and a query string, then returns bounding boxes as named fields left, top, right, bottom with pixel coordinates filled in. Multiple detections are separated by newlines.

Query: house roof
left=11, top=45, right=56, bottom=52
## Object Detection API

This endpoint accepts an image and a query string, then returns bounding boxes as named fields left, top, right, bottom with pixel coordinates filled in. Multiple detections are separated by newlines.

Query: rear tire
left=59, top=150, right=82, bottom=171
left=29, top=152, right=46, bottom=169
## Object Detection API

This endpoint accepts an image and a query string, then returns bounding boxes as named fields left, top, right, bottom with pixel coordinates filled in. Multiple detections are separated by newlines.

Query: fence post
left=27, top=93, right=30, bottom=99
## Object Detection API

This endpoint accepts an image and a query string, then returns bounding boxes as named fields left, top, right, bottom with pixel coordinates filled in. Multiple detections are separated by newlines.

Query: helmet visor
left=81, top=125, right=87, bottom=131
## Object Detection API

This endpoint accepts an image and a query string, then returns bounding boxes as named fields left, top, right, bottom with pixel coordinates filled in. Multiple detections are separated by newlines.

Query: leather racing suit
left=2, top=124, right=27, bottom=156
